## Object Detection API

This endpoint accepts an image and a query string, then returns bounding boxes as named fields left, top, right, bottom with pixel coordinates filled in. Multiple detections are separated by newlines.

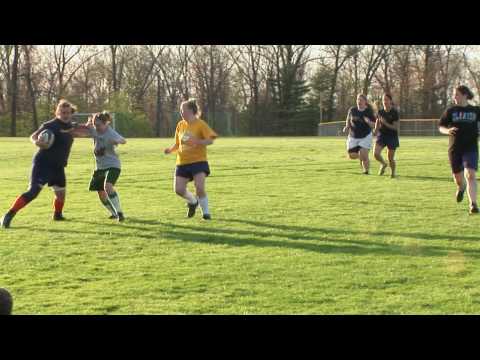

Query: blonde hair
left=55, top=99, right=76, bottom=117
left=180, top=98, right=201, bottom=118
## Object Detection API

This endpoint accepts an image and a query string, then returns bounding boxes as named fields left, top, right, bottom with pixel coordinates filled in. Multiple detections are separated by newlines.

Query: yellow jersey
left=175, top=118, right=218, bottom=165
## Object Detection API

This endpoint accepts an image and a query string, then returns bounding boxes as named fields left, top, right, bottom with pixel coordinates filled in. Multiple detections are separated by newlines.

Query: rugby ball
left=38, top=129, right=55, bottom=149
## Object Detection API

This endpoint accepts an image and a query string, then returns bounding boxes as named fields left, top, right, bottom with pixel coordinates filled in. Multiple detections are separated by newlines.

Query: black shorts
left=376, top=134, right=399, bottom=150
left=30, top=161, right=66, bottom=188
left=89, top=168, right=121, bottom=191
left=175, top=161, right=210, bottom=182
left=449, top=150, right=478, bottom=173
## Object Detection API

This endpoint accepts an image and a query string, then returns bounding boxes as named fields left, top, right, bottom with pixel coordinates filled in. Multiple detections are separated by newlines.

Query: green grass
left=1, top=136, right=480, bottom=314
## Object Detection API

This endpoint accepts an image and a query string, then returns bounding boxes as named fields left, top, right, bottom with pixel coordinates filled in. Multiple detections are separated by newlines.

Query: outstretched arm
left=439, top=126, right=456, bottom=135
left=110, top=136, right=127, bottom=145
left=70, top=124, right=92, bottom=138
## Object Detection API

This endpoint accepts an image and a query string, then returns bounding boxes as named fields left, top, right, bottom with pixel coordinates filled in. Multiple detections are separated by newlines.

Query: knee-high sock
left=9, top=195, right=29, bottom=214
left=101, top=197, right=117, bottom=216
left=198, top=196, right=209, bottom=215
left=109, top=192, right=123, bottom=213
left=53, top=198, right=64, bottom=215
left=10, top=184, right=42, bottom=213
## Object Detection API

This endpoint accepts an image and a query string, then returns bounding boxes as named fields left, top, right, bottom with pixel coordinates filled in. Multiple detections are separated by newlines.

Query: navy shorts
left=449, top=150, right=478, bottom=173
left=30, top=161, right=66, bottom=188
left=376, top=134, right=399, bottom=150
left=175, top=161, right=210, bottom=182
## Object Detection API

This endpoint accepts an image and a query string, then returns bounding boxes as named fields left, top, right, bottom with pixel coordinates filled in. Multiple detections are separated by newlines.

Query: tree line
left=1, top=45, right=479, bottom=137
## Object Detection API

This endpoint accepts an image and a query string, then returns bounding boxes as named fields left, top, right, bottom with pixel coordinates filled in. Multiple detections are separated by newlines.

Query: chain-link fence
left=318, top=119, right=440, bottom=136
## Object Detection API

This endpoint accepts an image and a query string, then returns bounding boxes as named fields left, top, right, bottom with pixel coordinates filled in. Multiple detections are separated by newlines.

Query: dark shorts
left=30, top=161, right=66, bottom=188
left=376, top=134, right=399, bottom=150
left=89, top=168, right=121, bottom=191
left=449, top=150, right=478, bottom=173
left=175, top=161, right=210, bottom=182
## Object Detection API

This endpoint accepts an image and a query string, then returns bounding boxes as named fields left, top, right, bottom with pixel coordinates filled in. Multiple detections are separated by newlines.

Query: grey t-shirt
left=89, top=126, right=125, bottom=170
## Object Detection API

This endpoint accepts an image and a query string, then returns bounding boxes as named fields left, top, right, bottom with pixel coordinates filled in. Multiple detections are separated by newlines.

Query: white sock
left=198, top=196, right=209, bottom=215
left=183, top=190, right=197, bottom=205
left=101, top=198, right=117, bottom=216
left=109, top=192, right=123, bottom=213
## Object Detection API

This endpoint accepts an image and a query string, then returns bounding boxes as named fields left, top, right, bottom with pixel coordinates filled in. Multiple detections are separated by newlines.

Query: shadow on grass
left=398, top=175, right=451, bottom=183
left=17, top=216, right=480, bottom=259
left=216, top=218, right=480, bottom=243
left=109, top=217, right=480, bottom=258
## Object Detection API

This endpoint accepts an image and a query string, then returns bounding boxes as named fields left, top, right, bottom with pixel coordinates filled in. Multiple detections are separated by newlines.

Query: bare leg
left=387, top=148, right=396, bottom=178
left=374, top=143, right=387, bottom=175
left=348, top=152, right=359, bottom=160
left=465, top=168, right=477, bottom=206
left=453, top=171, right=465, bottom=190
left=359, top=148, right=370, bottom=174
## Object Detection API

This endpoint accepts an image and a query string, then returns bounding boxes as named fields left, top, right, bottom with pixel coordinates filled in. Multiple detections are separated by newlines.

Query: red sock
left=10, top=195, right=28, bottom=213
left=54, top=198, right=64, bottom=214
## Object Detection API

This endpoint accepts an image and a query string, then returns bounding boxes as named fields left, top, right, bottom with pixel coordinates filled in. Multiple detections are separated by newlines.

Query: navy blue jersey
left=439, top=105, right=480, bottom=153
left=348, top=106, right=376, bottom=138
left=378, top=108, right=399, bottom=137
left=33, top=118, right=74, bottom=167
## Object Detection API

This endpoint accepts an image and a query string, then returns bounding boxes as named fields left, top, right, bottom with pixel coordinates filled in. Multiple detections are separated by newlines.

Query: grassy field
left=1, top=136, right=480, bottom=314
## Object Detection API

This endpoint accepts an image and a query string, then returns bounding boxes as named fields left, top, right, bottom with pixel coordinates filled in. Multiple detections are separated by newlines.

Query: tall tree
left=22, top=45, right=39, bottom=131
left=323, top=45, right=357, bottom=121
left=10, top=45, right=19, bottom=136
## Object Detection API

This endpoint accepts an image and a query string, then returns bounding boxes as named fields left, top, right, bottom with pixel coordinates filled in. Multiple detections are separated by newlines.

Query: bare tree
left=122, top=45, right=159, bottom=110
left=359, top=45, right=391, bottom=96
left=323, top=45, right=357, bottom=120
left=22, top=45, right=39, bottom=131
left=52, top=45, right=104, bottom=101
left=392, top=45, right=414, bottom=116
left=191, top=45, right=235, bottom=129
left=227, top=45, right=269, bottom=134
left=10, top=45, right=19, bottom=136
left=0, top=45, right=21, bottom=135
left=436, top=45, right=466, bottom=108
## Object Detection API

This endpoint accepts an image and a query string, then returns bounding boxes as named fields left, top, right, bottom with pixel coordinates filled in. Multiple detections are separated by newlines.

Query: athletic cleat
left=362, top=170, right=369, bottom=175
left=187, top=201, right=199, bottom=218
left=1, top=211, right=15, bottom=229
left=202, top=214, right=212, bottom=220
left=470, top=203, right=479, bottom=214
left=109, top=215, right=117, bottom=219
left=117, top=212, right=125, bottom=222
left=53, top=213, right=66, bottom=221
left=379, top=164, right=387, bottom=176
left=456, top=187, right=466, bottom=203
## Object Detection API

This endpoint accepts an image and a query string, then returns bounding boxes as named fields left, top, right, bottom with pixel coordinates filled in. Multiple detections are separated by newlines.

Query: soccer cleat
left=362, top=170, right=369, bottom=175
left=469, top=203, right=479, bottom=214
left=202, top=214, right=212, bottom=220
left=1, top=211, right=15, bottom=229
left=187, top=201, right=199, bottom=218
left=109, top=215, right=117, bottom=220
left=379, top=164, right=387, bottom=176
left=117, top=212, right=125, bottom=222
left=456, top=186, right=466, bottom=203
left=53, top=213, right=66, bottom=221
